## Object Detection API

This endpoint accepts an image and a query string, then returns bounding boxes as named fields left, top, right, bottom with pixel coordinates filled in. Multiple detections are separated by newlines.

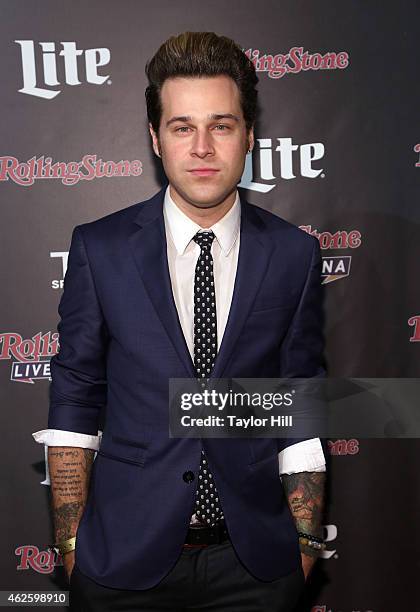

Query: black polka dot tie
left=192, top=230, right=224, bottom=526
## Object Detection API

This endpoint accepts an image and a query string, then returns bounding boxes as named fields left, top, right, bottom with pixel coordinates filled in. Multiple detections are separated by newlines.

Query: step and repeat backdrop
left=1, top=1, right=419, bottom=610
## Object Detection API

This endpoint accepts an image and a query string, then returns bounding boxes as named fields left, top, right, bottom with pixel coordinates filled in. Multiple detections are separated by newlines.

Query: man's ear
left=149, top=123, right=161, bottom=158
left=247, top=127, right=255, bottom=154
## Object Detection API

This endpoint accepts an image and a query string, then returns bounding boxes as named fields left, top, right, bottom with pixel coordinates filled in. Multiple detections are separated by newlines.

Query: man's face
left=149, top=75, right=253, bottom=210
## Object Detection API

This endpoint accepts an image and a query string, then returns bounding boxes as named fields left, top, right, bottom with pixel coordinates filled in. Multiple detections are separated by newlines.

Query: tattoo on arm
left=282, top=472, right=326, bottom=557
left=48, top=448, right=95, bottom=542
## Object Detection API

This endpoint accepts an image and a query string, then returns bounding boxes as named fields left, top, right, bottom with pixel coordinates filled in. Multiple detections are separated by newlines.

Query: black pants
left=69, top=540, right=305, bottom=611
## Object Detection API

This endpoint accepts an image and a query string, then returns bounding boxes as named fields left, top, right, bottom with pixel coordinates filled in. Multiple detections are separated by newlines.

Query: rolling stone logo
left=244, top=46, right=349, bottom=79
left=15, top=545, right=62, bottom=574
left=299, top=225, right=362, bottom=284
left=0, top=154, right=142, bottom=186
left=328, top=439, right=359, bottom=455
left=0, top=332, right=59, bottom=383
left=408, top=315, right=420, bottom=342
left=414, top=143, right=420, bottom=167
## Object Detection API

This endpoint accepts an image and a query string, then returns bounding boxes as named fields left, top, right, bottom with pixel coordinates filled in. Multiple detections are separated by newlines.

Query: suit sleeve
left=278, top=237, right=327, bottom=457
left=48, top=226, right=109, bottom=435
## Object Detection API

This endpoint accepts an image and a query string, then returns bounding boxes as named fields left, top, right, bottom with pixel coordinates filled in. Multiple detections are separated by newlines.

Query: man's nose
left=190, top=129, right=215, bottom=158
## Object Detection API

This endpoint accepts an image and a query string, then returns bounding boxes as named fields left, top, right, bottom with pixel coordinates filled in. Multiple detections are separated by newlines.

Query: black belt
left=184, top=521, right=229, bottom=547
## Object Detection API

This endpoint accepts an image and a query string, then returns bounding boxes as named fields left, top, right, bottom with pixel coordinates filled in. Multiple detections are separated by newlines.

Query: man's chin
left=175, top=186, right=236, bottom=210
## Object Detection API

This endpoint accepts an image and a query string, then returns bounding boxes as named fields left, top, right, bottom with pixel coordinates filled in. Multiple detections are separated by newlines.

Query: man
left=33, top=32, right=326, bottom=611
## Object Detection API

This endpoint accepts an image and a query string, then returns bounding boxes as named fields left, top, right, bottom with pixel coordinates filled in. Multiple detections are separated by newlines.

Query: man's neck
left=169, top=185, right=237, bottom=228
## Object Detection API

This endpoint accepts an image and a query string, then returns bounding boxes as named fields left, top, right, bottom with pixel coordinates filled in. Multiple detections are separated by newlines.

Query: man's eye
left=214, top=124, right=229, bottom=131
left=175, top=126, right=191, bottom=133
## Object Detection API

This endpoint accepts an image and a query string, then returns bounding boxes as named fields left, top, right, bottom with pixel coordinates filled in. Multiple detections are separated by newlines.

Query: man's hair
left=145, top=31, right=258, bottom=134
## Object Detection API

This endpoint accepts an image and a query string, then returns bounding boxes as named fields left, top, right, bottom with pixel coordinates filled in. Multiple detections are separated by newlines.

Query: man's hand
left=62, top=550, right=75, bottom=583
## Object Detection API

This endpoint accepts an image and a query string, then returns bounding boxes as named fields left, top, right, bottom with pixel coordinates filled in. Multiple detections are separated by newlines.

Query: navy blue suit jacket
left=48, top=187, right=325, bottom=589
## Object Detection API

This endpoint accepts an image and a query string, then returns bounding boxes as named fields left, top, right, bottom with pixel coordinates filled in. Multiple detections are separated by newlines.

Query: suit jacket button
left=183, top=471, right=195, bottom=483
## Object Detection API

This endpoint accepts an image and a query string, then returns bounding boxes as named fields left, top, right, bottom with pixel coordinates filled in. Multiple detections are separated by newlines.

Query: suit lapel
left=128, top=188, right=196, bottom=377
left=128, top=188, right=273, bottom=380
left=211, top=197, right=273, bottom=378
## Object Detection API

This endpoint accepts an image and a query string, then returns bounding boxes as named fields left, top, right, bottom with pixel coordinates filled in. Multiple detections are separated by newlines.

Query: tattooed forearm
left=282, top=472, right=326, bottom=557
left=48, top=447, right=95, bottom=542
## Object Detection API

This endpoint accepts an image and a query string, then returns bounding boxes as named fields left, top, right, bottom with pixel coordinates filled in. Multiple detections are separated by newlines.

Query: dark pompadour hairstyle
left=145, top=31, right=258, bottom=133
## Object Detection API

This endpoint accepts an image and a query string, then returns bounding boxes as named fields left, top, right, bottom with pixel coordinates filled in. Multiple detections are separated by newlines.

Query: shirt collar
left=163, top=185, right=240, bottom=257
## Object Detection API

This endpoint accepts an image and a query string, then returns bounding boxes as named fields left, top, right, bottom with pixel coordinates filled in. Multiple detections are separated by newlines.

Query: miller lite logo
left=50, top=251, right=68, bottom=290
left=245, top=46, right=350, bottom=79
left=15, top=40, right=111, bottom=99
left=0, top=332, right=59, bottom=383
left=239, top=137, right=325, bottom=193
left=299, top=225, right=362, bottom=284
left=320, top=524, right=338, bottom=560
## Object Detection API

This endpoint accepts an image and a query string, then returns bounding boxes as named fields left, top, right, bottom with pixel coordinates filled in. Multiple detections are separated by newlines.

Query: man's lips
left=188, top=168, right=220, bottom=176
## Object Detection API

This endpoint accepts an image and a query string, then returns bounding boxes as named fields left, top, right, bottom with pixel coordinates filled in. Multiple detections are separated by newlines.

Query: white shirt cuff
left=32, top=429, right=102, bottom=450
left=278, top=438, right=326, bottom=475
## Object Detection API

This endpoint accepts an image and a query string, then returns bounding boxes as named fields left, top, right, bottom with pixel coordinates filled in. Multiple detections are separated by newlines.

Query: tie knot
left=193, top=230, right=215, bottom=251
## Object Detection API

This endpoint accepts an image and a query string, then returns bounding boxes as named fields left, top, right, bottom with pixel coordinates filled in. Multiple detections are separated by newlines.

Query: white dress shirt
left=33, top=186, right=326, bottom=482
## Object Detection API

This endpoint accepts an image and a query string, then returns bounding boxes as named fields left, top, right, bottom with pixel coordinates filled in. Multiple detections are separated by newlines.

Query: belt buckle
left=183, top=522, right=227, bottom=548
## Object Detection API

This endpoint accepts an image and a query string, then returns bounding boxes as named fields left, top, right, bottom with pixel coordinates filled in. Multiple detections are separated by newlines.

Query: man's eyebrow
left=209, top=113, right=239, bottom=122
left=166, top=115, right=192, bottom=127
left=165, top=113, right=240, bottom=127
